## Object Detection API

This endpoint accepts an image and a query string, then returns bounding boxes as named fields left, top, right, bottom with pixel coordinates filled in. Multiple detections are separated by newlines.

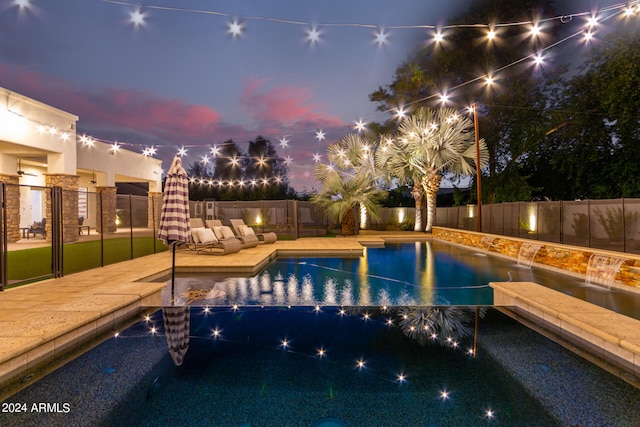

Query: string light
left=14, top=0, right=30, bottom=10
left=228, top=19, right=243, bottom=38
left=306, top=26, right=321, bottom=44
left=354, top=119, right=367, bottom=132
left=9, top=0, right=637, bottom=188
left=373, top=27, right=389, bottom=46
left=129, top=8, right=146, bottom=28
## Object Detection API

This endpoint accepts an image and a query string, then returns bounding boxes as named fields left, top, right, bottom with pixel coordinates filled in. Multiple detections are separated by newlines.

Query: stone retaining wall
left=433, top=226, right=640, bottom=290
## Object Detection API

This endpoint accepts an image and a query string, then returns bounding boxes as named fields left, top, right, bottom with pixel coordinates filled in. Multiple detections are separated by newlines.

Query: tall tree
left=378, top=107, right=488, bottom=232
left=540, top=26, right=640, bottom=198
left=244, top=136, right=291, bottom=200
left=311, top=133, right=387, bottom=235
left=369, top=0, right=559, bottom=202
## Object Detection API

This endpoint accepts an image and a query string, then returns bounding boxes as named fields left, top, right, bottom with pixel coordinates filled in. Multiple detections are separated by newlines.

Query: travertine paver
left=491, top=281, right=640, bottom=381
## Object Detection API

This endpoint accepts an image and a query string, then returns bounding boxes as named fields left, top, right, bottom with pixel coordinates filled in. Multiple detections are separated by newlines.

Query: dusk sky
left=0, top=0, right=631, bottom=191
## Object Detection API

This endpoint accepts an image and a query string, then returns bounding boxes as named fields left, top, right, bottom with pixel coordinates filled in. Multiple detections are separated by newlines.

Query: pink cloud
left=240, top=77, right=344, bottom=127
left=0, top=63, right=221, bottom=143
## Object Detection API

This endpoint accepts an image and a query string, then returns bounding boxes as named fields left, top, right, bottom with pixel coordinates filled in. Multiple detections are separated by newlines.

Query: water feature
left=480, top=235, right=496, bottom=254
left=517, top=243, right=542, bottom=268
left=586, top=254, right=627, bottom=290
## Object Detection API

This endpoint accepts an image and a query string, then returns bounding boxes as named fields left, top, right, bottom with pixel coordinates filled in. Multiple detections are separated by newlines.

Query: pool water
left=165, top=242, right=640, bottom=319
left=2, top=307, right=639, bottom=426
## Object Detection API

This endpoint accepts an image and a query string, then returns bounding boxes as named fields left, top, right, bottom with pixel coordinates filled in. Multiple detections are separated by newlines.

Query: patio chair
left=206, top=219, right=259, bottom=248
left=229, top=218, right=277, bottom=244
left=29, top=218, right=46, bottom=239
left=187, top=218, right=242, bottom=255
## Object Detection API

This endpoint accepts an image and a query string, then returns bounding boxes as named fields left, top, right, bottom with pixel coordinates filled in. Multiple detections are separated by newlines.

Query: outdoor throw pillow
left=212, top=226, right=224, bottom=240
left=191, top=227, right=205, bottom=243
left=242, top=226, right=255, bottom=236
left=197, top=228, right=218, bottom=243
left=221, top=226, right=235, bottom=239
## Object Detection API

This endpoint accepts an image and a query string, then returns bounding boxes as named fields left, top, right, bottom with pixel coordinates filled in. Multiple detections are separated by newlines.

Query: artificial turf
left=7, top=237, right=168, bottom=283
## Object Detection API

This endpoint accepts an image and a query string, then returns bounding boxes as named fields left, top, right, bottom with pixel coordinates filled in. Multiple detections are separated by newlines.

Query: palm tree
left=379, top=107, right=488, bottom=232
left=396, top=306, right=485, bottom=347
left=376, top=134, right=426, bottom=231
left=311, top=133, right=387, bottom=235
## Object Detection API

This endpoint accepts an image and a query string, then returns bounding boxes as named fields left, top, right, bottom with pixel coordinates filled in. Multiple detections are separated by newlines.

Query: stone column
left=95, top=186, right=117, bottom=234
left=148, top=191, right=162, bottom=230
left=45, top=174, right=80, bottom=244
left=0, top=175, right=21, bottom=243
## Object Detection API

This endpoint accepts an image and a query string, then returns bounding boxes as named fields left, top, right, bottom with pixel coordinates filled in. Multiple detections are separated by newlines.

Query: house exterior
left=0, top=87, right=163, bottom=243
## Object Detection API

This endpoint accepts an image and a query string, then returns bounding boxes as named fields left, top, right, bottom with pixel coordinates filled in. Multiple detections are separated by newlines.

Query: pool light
left=356, top=359, right=366, bottom=370
left=212, top=328, right=221, bottom=338
left=440, top=390, right=449, bottom=400
left=397, top=373, right=406, bottom=383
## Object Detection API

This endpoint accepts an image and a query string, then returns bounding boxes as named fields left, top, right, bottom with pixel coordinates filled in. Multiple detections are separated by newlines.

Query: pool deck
left=1, top=231, right=639, bottom=399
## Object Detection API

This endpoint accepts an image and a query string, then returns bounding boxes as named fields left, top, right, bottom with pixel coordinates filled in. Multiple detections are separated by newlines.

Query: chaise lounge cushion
left=221, top=226, right=236, bottom=240
left=197, top=228, right=218, bottom=244
left=241, top=226, right=255, bottom=237
left=191, top=227, right=205, bottom=243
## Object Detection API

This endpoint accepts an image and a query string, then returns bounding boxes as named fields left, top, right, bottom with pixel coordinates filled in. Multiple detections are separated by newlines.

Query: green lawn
left=8, top=237, right=168, bottom=283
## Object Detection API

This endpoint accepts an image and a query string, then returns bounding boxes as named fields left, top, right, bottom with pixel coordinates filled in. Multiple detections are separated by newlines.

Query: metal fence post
left=0, top=183, right=7, bottom=291
left=128, top=194, right=134, bottom=260
left=51, top=186, right=63, bottom=278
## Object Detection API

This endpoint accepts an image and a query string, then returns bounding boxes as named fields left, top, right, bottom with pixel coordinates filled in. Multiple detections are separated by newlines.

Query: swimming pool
left=162, top=241, right=640, bottom=319
left=1, top=306, right=638, bottom=426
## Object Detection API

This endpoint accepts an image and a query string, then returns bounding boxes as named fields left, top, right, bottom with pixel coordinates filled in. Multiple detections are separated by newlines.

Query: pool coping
left=2, top=231, right=640, bottom=399
left=491, top=281, right=640, bottom=387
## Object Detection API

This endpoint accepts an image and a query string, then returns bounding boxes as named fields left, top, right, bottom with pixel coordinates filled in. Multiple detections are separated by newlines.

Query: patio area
left=1, top=231, right=639, bottom=401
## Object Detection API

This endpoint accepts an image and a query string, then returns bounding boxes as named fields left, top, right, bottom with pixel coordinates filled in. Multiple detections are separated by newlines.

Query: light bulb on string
left=228, top=19, right=243, bottom=38
left=432, top=27, right=445, bottom=44
left=354, top=119, right=367, bottom=132
left=129, top=8, right=146, bottom=28
left=529, top=22, right=542, bottom=38
left=306, top=26, right=321, bottom=45
left=373, top=27, right=389, bottom=46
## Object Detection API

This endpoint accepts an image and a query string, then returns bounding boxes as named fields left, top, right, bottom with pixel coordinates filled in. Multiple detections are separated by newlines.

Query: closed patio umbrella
left=158, top=156, right=191, bottom=366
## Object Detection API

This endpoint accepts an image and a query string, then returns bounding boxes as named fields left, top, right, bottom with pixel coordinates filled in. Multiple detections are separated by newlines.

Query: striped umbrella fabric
left=158, top=156, right=191, bottom=245
left=158, top=156, right=191, bottom=365
left=162, top=306, right=190, bottom=366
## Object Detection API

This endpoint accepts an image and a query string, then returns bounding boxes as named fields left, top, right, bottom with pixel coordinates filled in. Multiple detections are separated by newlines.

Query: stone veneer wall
left=432, top=226, right=640, bottom=290
left=95, top=187, right=117, bottom=234
left=147, top=192, right=162, bottom=230
left=45, top=174, right=80, bottom=244
left=0, top=176, right=21, bottom=243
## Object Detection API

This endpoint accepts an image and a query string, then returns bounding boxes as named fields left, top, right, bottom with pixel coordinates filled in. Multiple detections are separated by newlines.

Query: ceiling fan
left=17, top=159, right=37, bottom=177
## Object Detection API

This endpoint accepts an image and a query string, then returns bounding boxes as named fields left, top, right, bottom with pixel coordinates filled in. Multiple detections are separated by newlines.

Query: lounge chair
left=229, top=218, right=277, bottom=244
left=187, top=218, right=242, bottom=255
left=29, top=218, right=46, bottom=239
left=206, top=219, right=259, bottom=248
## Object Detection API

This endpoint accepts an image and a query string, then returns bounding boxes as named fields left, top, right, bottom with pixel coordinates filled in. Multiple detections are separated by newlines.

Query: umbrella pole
left=171, top=243, right=176, bottom=305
